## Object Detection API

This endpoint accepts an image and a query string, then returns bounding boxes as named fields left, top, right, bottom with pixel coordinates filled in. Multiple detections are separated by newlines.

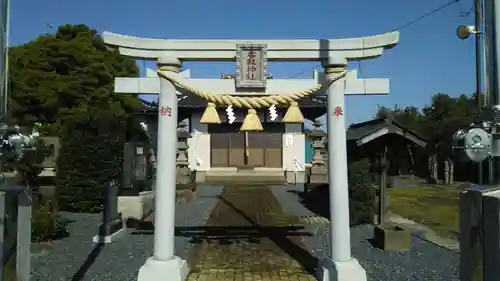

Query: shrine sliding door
left=247, top=123, right=284, bottom=168
left=209, top=123, right=284, bottom=168
left=209, top=124, right=245, bottom=167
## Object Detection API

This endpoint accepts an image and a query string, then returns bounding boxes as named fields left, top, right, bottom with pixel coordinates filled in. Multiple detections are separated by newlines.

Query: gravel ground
left=30, top=184, right=459, bottom=281
left=30, top=185, right=223, bottom=281
left=272, top=184, right=460, bottom=281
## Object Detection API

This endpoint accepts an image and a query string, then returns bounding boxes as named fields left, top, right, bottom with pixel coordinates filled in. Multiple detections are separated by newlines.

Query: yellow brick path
left=186, top=185, right=317, bottom=281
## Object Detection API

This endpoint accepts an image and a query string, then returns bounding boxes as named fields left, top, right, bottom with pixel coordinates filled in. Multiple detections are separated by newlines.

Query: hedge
left=348, top=158, right=376, bottom=226
left=55, top=110, right=126, bottom=213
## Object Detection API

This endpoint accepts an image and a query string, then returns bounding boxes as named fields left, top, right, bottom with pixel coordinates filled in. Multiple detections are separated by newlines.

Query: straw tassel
left=282, top=101, right=304, bottom=123
left=200, top=102, right=221, bottom=124
left=240, top=109, right=263, bottom=131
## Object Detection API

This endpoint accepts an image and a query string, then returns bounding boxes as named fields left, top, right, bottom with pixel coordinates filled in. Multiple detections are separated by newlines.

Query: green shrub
left=31, top=201, right=70, bottom=242
left=56, top=109, right=126, bottom=213
left=348, top=158, right=376, bottom=226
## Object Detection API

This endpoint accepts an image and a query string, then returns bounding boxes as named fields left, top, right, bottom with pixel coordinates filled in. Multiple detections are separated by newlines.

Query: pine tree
left=7, top=24, right=142, bottom=212
left=8, top=24, right=141, bottom=125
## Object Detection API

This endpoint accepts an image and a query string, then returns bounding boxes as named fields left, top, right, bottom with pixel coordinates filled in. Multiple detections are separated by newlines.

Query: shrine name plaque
left=235, top=44, right=267, bottom=89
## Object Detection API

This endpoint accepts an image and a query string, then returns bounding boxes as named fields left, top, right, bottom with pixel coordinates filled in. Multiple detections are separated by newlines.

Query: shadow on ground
left=130, top=191, right=319, bottom=275
left=288, top=184, right=330, bottom=219
left=70, top=244, right=105, bottom=281
left=131, top=224, right=312, bottom=244
left=219, top=194, right=318, bottom=275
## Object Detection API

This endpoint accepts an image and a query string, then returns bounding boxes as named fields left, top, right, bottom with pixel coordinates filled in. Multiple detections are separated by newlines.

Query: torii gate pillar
left=317, top=57, right=367, bottom=281
left=136, top=57, right=189, bottom=281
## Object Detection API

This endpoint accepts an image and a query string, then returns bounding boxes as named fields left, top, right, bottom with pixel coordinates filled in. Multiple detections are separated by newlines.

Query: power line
left=460, top=5, right=474, bottom=17
left=286, top=0, right=461, bottom=79
left=391, top=0, right=460, bottom=32
left=287, top=65, right=321, bottom=79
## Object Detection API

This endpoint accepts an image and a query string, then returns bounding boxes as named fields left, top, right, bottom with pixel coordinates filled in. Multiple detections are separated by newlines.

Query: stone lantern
left=176, top=121, right=191, bottom=184
left=309, top=119, right=328, bottom=183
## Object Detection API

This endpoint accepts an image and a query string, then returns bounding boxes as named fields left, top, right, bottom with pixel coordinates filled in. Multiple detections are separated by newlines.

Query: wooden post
left=379, top=145, right=388, bottom=225
left=244, top=132, right=249, bottom=166
left=432, top=154, right=438, bottom=183
left=371, top=155, right=380, bottom=225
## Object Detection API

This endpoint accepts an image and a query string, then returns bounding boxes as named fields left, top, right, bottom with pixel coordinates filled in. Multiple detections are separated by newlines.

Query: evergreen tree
left=56, top=108, right=127, bottom=212
left=7, top=24, right=143, bottom=212
left=8, top=24, right=141, bottom=125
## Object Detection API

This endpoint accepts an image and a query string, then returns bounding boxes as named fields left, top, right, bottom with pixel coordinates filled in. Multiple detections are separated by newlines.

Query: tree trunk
left=444, top=159, right=450, bottom=185
left=379, top=146, right=388, bottom=225
left=432, top=154, right=438, bottom=183
left=427, top=155, right=433, bottom=183
left=449, top=158, right=454, bottom=185
left=407, top=145, right=415, bottom=175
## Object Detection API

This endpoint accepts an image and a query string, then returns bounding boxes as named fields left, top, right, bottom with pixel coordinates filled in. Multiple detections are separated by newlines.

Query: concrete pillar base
left=137, top=256, right=189, bottom=281
left=317, top=257, right=367, bottom=281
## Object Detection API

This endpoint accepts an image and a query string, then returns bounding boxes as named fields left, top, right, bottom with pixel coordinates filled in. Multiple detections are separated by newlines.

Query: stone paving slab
left=186, top=185, right=317, bottom=281
left=386, top=212, right=459, bottom=252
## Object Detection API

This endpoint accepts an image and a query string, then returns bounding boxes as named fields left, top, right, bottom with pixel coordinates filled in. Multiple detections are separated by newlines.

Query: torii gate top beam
left=102, top=31, right=399, bottom=62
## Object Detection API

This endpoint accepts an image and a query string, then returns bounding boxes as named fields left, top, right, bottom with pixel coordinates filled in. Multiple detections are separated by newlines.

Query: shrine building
left=137, top=71, right=329, bottom=183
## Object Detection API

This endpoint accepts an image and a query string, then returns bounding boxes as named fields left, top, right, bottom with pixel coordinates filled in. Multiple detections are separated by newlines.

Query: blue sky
left=10, top=0, right=477, bottom=125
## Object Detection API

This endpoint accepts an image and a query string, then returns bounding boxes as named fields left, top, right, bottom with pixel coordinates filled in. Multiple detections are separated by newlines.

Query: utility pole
left=455, top=1, right=500, bottom=279
left=483, top=0, right=500, bottom=159
left=475, top=0, right=485, bottom=184
left=476, top=0, right=483, bottom=114
left=1, top=0, right=10, bottom=120
left=457, top=0, right=491, bottom=182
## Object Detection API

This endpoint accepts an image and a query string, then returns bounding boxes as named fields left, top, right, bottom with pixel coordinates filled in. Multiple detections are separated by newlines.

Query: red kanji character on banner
left=160, top=106, right=172, bottom=117
left=333, top=106, right=343, bottom=118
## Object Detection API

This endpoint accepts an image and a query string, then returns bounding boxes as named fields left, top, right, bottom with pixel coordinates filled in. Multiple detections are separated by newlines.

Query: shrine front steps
left=200, top=168, right=287, bottom=185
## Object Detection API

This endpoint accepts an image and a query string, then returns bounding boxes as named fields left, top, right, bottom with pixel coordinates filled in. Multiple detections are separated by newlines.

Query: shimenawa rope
left=156, top=68, right=347, bottom=130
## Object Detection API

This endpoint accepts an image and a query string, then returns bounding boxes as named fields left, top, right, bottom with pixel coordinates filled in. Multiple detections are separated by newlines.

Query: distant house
left=324, top=117, right=428, bottom=176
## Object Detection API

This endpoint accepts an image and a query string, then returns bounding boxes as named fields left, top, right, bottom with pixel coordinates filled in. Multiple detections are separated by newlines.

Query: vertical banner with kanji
left=156, top=78, right=178, bottom=194
left=160, top=106, right=172, bottom=118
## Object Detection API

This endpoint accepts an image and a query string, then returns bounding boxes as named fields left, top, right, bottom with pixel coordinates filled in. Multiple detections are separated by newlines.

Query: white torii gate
left=103, top=31, right=399, bottom=281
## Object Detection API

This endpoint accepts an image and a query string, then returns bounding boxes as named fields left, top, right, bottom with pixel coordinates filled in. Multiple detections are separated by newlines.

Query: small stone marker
left=93, top=179, right=125, bottom=244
